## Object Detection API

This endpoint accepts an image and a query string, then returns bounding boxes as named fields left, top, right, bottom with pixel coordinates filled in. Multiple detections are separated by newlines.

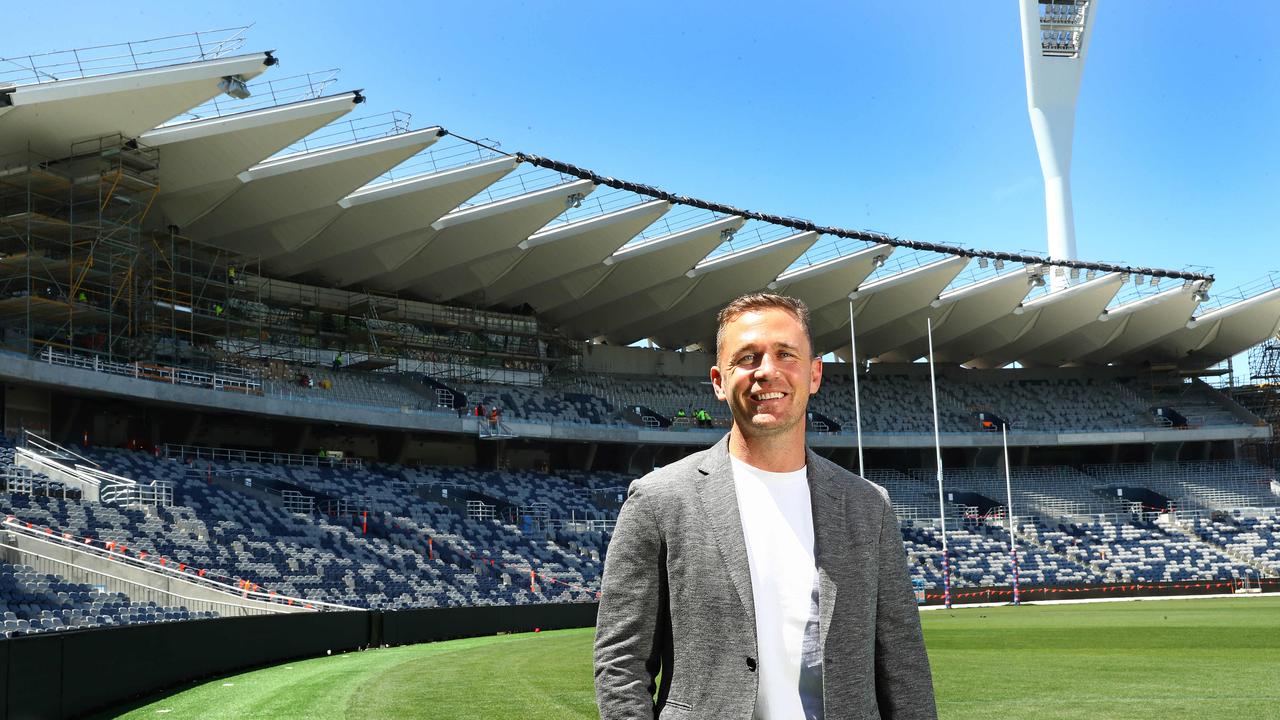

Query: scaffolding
left=216, top=276, right=578, bottom=386
left=1233, top=339, right=1280, bottom=468
left=0, top=137, right=255, bottom=370
left=0, top=134, right=579, bottom=387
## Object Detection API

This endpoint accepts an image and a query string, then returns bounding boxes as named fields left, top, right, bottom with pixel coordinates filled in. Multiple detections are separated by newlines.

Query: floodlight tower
left=1019, top=0, right=1097, bottom=290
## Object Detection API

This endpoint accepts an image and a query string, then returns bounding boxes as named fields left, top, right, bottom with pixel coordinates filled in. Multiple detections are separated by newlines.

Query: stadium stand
left=0, top=560, right=215, bottom=638
left=5, top=430, right=1274, bottom=626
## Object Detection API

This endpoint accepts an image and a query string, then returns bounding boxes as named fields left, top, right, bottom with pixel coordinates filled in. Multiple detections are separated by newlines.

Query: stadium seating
left=0, top=559, right=216, bottom=638
left=1081, top=461, right=1280, bottom=511
left=2, top=433, right=1275, bottom=623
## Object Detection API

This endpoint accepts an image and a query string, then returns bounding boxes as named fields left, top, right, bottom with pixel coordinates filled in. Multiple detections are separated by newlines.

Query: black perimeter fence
left=2, top=582, right=1278, bottom=718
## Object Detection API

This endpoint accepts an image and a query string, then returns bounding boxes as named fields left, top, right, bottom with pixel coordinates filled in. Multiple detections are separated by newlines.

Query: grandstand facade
left=1, top=18, right=1277, bottom=673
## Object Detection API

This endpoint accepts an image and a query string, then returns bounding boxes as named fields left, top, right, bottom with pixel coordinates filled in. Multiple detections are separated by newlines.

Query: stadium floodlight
left=978, top=257, right=989, bottom=269
left=566, top=193, right=585, bottom=209
left=218, top=74, right=251, bottom=100
left=871, top=254, right=887, bottom=269
left=994, top=259, right=1005, bottom=270
left=1019, top=0, right=1097, bottom=291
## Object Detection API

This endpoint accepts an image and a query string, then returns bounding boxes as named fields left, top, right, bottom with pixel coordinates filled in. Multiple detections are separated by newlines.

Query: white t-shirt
left=730, top=455, right=824, bottom=719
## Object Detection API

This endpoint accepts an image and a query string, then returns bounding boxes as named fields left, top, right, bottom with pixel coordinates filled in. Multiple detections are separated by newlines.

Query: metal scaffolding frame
left=0, top=137, right=257, bottom=370
left=0, top=135, right=579, bottom=387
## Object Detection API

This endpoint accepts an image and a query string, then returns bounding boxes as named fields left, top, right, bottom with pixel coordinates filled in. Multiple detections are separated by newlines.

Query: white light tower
left=1019, top=0, right=1097, bottom=290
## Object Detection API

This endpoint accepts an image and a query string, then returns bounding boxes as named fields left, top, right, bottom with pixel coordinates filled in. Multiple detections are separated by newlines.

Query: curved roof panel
left=183, top=128, right=441, bottom=254
left=813, top=256, right=969, bottom=355
left=545, top=216, right=745, bottom=338
left=643, top=231, right=820, bottom=349
left=289, top=156, right=519, bottom=285
left=0, top=52, right=273, bottom=157
left=769, top=245, right=893, bottom=315
left=374, top=178, right=597, bottom=296
left=1129, top=287, right=1280, bottom=369
left=869, top=268, right=1036, bottom=362
left=142, top=93, right=361, bottom=227
left=948, top=273, right=1124, bottom=368
left=475, top=200, right=672, bottom=307
left=1033, top=281, right=1207, bottom=366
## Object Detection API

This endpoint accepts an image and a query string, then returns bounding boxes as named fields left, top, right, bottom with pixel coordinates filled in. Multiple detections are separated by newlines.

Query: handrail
left=21, top=430, right=97, bottom=467
left=276, top=110, right=412, bottom=156
left=0, top=540, right=280, bottom=618
left=165, top=443, right=363, bottom=469
left=165, top=68, right=342, bottom=123
left=38, top=346, right=262, bottom=395
left=2, top=517, right=359, bottom=612
left=0, top=26, right=251, bottom=86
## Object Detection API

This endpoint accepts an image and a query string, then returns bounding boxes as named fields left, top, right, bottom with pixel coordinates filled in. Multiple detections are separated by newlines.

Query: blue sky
left=12, top=2, right=1279, bottom=296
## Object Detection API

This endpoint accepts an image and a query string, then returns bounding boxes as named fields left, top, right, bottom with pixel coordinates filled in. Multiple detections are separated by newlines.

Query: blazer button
left=746, top=657, right=757, bottom=672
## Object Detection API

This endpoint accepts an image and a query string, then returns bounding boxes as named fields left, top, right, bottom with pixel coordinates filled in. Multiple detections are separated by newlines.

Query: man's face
left=710, top=307, right=822, bottom=440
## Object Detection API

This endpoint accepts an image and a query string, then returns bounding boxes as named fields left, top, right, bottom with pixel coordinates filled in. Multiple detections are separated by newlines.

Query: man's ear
left=710, top=364, right=727, bottom=401
left=810, top=356, right=823, bottom=394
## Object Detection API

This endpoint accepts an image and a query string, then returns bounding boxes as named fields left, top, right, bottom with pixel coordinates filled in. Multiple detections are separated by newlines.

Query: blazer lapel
left=695, top=436, right=756, bottom=627
left=807, top=449, right=847, bottom=651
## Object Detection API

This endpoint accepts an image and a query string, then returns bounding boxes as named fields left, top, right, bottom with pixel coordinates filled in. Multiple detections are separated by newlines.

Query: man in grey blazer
left=595, top=293, right=936, bottom=719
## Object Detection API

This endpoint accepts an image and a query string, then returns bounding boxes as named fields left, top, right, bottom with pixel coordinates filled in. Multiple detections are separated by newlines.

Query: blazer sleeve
left=874, top=492, right=939, bottom=720
left=594, top=483, right=665, bottom=719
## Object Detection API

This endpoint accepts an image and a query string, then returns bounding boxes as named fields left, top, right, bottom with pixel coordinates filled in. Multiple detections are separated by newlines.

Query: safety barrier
left=920, top=578, right=1279, bottom=605
left=1, top=517, right=358, bottom=614
left=38, top=347, right=263, bottom=396
left=164, top=442, right=363, bottom=469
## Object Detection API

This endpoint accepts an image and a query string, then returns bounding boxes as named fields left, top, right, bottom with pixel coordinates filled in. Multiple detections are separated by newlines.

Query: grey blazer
left=594, top=436, right=937, bottom=720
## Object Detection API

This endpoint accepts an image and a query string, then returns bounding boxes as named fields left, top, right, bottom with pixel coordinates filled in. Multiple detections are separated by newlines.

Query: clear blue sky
left=13, top=2, right=1279, bottom=296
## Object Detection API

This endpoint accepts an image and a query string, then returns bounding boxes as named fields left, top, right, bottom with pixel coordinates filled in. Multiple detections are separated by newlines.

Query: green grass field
left=102, top=596, right=1280, bottom=719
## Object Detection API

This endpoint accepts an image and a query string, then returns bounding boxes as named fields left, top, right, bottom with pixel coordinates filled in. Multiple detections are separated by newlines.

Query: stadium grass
left=102, top=596, right=1280, bottom=720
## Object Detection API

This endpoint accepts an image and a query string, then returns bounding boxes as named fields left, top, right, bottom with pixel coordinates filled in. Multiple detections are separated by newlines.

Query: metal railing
left=276, top=110, right=413, bottom=157
left=790, top=234, right=883, bottom=270
left=702, top=220, right=804, bottom=262
left=16, top=436, right=173, bottom=507
left=165, top=68, right=341, bottom=124
left=626, top=205, right=730, bottom=246
left=371, top=136, right=507, bottom=185
left=453, top=165, right=577, bottom=210
left=1199, top=271, right=1280, bottom=313
left=38, top=346, right=263, bottom=395
left=466, top=500, right=496, bottom=521
left=164, top=443, right=363, bottom=469
left=0, top=26, right=251, bottom=86
left=2, top=517, right=358, bottom=612
left=544, top=518, right=617, bottom=533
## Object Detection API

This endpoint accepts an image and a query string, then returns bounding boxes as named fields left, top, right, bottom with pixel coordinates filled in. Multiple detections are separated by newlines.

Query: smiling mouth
left=751, top=391, right=786, bottom=402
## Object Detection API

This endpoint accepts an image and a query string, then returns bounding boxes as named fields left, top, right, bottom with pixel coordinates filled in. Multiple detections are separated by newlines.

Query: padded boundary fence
left=919, top=578, right=1280, bottom=605
left=1, top=582, right=1275, bottom=717
left=0, top=602, right=599, bottom=719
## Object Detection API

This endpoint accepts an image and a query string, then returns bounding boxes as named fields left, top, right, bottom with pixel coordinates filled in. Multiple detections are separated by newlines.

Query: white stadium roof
left=2, top=29, right=1273, bottom=370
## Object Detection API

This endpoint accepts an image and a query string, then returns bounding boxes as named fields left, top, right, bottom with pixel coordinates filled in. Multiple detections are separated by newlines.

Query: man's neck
left=727, top=427, right=807, bottom=473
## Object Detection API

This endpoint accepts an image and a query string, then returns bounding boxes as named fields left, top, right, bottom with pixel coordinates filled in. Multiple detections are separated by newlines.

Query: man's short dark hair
left=714, top=292, right=814, bottom=360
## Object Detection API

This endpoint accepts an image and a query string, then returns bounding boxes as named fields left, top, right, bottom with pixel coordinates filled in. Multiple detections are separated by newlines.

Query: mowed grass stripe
left=106, top=597, right=1280, bottom=719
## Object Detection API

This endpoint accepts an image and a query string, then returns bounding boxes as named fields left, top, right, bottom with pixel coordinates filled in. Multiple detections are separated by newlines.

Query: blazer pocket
left=661, top=698, right=693, bottom=716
